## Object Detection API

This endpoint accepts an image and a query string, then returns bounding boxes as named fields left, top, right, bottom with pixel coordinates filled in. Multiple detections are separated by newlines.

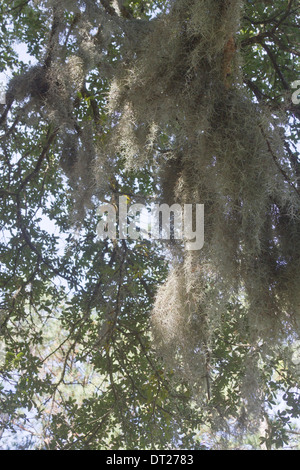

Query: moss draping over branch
left=100, top=0, right=300, bottom=404
left=3, top=0, right=300, bottom=414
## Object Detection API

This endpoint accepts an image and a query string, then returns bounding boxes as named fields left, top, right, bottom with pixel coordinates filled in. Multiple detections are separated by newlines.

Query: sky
left=0, top=41, right=36, bottom=88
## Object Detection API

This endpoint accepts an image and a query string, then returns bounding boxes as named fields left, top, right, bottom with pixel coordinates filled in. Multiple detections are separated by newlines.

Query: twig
left=259, top=125, right=300, bottom=198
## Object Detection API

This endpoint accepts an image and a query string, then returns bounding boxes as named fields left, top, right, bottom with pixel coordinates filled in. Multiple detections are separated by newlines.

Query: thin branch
left=100, top=0, right=118, bottom=17
left=260, top=125, right=300, bottom=199
left=260, top=42, right=290, bottom=90
left=19, top=127, right=59, bottom=191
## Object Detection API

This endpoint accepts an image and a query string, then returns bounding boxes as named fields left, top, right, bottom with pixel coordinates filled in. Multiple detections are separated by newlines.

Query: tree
left=0, top=0, right=299, bottom=450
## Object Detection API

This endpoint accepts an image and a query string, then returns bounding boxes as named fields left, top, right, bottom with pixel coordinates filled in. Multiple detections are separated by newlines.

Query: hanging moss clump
left=5, top=0, right=299, bottom=413
left=96, top=0, right=300, bottom=404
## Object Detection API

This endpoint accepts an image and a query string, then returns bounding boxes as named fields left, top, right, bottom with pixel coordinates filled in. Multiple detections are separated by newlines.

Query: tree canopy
left=0, top=0, right=299, bottom=450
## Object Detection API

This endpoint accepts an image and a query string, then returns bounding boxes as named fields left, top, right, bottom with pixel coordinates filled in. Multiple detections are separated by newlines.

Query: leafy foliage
left=0, top=0, right=299, bottom=450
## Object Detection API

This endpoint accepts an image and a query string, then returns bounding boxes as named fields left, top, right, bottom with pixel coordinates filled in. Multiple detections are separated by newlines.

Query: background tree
left=0, top=0, right=299, bottom=450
